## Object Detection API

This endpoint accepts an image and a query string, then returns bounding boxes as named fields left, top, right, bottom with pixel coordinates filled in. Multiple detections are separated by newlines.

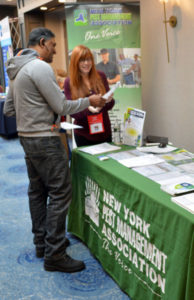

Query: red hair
left=69, top=45, right=106, bottom=99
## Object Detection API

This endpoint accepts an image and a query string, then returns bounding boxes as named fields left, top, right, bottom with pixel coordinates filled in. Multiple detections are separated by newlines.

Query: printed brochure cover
left=123, top=107, right=146, bottom=146
left=161, top=176, right=194, bottom=196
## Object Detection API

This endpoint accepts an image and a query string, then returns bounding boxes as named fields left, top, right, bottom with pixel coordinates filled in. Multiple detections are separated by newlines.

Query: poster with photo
left=65, top=3, right=141, bottom=143
left=0, top=17, right=13, bottom=93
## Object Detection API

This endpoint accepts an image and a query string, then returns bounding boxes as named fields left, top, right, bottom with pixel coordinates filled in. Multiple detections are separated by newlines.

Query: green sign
left=65, top=3, right=142, bottom=144
left=65, top=4, right=140, bottom=49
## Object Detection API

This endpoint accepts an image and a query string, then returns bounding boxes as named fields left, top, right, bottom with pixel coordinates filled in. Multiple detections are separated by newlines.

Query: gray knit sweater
left=4, top=48, right=89, bottom=137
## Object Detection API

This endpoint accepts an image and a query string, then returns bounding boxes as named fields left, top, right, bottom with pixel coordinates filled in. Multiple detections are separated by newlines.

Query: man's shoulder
left=107, top=61, right=118, bottom=69
left=27, top=58, right=53, bottom=74
left=96, top=61, right=103, bottom=67
left=28, top=58, right=49, bottom=67
left=107, top=61, right=117, bottom=67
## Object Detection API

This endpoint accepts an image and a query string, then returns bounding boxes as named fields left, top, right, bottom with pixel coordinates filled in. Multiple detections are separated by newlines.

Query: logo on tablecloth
left=85, top=176, right=100, bottom=227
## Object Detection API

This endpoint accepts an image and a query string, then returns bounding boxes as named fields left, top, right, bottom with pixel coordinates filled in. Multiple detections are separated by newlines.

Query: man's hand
left=89, top=94, right=106, bottom=108
left=88, top=106, right=102, bottom=113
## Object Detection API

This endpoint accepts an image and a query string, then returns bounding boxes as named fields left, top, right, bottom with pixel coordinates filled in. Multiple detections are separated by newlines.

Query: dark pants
left=124, top=73, right=135, bottom=85
left=19, top=136, right=71, bottom=259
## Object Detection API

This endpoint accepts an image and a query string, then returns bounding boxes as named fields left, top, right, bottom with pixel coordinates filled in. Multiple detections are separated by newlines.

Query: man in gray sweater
left=4, top=27, right=105, bottom=273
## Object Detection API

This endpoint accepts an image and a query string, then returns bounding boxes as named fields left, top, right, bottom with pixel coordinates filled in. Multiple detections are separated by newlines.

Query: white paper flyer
left=171, top=193, right=194, bottom=214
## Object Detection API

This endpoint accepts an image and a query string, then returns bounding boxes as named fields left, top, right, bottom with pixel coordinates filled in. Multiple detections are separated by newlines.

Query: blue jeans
left=19, top=136, right=71, bottom=258
left=124, top=73, right=135, bottom=85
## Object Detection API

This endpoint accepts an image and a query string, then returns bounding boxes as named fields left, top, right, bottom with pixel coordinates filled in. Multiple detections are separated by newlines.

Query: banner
left=0, top=17, right=13, bottom=93
left=65, top=4, right=141, bottom=143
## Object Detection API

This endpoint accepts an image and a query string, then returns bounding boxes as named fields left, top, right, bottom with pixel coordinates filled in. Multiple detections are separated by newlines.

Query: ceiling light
left=40, top=6, right=48, bottom=10
left=58, top=0, right=77, bottom=3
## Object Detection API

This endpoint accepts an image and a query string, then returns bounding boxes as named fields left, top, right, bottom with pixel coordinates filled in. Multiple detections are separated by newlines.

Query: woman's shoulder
left=96, top=70, right=108, bottom=84
left=64, top=76, right=71, bottom=95
left=64, top=76, right=70, bottom=84
left=64, top=77, right=71, bottom=88
left=97, top=69, right=106, bottom=78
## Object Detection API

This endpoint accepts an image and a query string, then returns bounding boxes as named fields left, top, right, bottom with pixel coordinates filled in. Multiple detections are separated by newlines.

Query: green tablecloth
left=68, top=146, right=194, bottom=300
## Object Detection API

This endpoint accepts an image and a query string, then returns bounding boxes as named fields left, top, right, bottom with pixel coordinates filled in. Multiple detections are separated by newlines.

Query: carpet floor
left=0, top=135, right=130, bottom=300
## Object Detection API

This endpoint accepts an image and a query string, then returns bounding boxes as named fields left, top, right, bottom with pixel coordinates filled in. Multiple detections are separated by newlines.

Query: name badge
left=87, top=112, right=105, bottom=135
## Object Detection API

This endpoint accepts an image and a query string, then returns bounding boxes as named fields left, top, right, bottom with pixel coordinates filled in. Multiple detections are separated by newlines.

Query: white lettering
left=84, top=28, right=120, bottom=42
left=102, top=204, right=116, bottom=229
left=103, top=191, right=121, bottom=213
left=124, top=204, right=129, bottom=220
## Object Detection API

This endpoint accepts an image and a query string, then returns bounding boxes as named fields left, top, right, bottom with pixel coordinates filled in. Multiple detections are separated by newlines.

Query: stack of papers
left=171, top=193, right=194, bottom=214
left=133, top=162, right=179, bottom=179
left=107, top=149, right=146, bottom=162
left=161, top=175, right=194, bottom=195
left=137, top=145, right=177, bottom=154
left=148, top=171, right=184, bottom=185
left=78, top=143, right=121, bottom=155
left=178, top=162, right=194, bottom=173
left=118, top=154, right=164, bottom=168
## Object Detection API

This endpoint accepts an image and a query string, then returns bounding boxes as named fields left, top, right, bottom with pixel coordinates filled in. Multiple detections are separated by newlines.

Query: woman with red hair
left=64, top=45, right=115, bottom=147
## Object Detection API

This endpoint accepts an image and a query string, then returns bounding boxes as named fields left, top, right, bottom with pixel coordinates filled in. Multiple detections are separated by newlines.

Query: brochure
left=60, top=122, right=83, bottom=130
left=171, top=193, right=194, bottom=214
left=79, top=142, right=121, bottom=155
left=149, top=171, right=183, bottom=185
left=87, top=82, right=120, bottom=113
left=137, top=145, right=177, bottom=154
left=107, top=149, right=146, bottom=162
left=118, top=154, right=164, bottom=168
left=161, top=175, right=194, bottom=195
left=123, top=107, right=146, bottom=147
left=133, top=162, right=179, bottom=178
left=102, top=81, right=120, bottom=102
left=178, top=162, right=194, bottom=173
left=157, top=151, right=193, bottom=163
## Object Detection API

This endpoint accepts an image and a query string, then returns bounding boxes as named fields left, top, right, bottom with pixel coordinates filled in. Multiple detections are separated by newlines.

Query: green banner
left=65, top=4, right=140, bottom=49
left=65, top=4, right=141, bottom=144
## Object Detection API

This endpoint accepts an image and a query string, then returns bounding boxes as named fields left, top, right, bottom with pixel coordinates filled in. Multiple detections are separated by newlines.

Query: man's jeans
left=124, top=73, right=135, bottom=85
left=19, top=136, right=71, bottom=258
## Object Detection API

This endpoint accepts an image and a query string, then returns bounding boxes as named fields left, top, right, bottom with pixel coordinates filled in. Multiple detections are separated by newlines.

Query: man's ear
left=39, top=38, right=45, bottom=47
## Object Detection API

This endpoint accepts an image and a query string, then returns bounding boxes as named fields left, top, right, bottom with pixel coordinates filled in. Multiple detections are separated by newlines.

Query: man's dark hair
left=27, top=27, right=55, bottom=47
left=100, top=48, right=108, bottom=54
